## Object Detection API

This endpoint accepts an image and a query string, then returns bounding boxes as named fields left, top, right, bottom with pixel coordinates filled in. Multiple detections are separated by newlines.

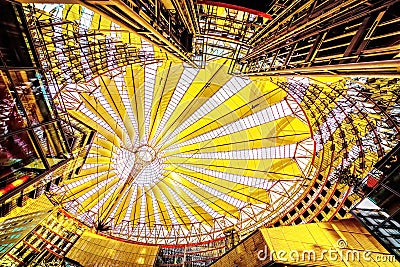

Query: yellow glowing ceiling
left=52, top=59, right=315, bottom=244
left=29, top=2, right=400, bottom=246
left=31, top=3, right=315, bottom=244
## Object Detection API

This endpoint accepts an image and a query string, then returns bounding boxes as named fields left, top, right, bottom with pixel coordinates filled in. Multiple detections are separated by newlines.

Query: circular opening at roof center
left=137, top=145, right=156, bottom=162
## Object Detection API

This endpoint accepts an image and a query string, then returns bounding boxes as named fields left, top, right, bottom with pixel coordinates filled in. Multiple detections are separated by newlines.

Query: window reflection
left=9, top=70, right=54, bottom=125
left=33, top=123, right=69, bottom=166
left=0, top=71, right=28, bottom=136
left=0, top=131, right=44, bottom=186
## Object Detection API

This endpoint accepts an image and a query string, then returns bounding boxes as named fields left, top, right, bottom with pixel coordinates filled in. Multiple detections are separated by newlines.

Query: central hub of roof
left=136, top=145, right=156, bottom=162
left=121, top=144, right=164, bottom=187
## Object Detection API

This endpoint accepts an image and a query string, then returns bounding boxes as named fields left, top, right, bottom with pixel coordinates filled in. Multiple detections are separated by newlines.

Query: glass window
left=9, top=70, right=54, bottom=125
left=32, top=123, right=69, bottom=166
left=0, top=71, right=28, bottom=136
left=0, top=131, right=45, bottom=186
left=0, top=3, right=33, bottom=68
left=384, top=171, right=400, bottom=195
left=369, top=186, right=400, bottom=217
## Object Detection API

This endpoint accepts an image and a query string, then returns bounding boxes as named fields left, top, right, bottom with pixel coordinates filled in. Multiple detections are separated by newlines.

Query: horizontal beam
left=197, top=0, right=272, bottom=20
left=242, top=60, right=400, bottom=77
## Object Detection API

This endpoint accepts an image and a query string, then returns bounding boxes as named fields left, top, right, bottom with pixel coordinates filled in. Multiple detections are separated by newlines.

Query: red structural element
left=161, top=236, right=226, bottom=248
left=197, top=1, right=273, bottom=20
left=366, top=175, right=379, bottom=188
left=0, top=175, right=30, bottom=196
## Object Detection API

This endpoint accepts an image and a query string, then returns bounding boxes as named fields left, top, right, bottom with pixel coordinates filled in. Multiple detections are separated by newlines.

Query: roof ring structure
left=51, top=60, right=316, bottom=244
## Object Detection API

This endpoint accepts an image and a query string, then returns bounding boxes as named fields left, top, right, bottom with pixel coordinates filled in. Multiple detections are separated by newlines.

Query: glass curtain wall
left=0, top=0, right=71, bottom=212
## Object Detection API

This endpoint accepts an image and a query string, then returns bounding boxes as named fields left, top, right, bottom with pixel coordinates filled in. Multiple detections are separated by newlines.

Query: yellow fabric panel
left=114, top=187, right=134, bottom=225
left=62, top=5, right=79, bottom=36
left=80, top=92, right=127, bottom=144
left=159, top=81, right=228, bottom=142
left=164, top=172, right=239, bottom=219
left=151, top=186, right=172, bottom=231
left=62, top=5, right=81, bottom=23
left=68, top=110, right=120, bottom=148
left=85, top=156, right=112, bottom=164
left=125, top=65, right=145, bottom=140
left=98, top=183, right=127, bottom=222
left=100, top=76, right=136, bottom=141
left=79, top=178, right=119, bottom=213
left=157, top=182, right=192, bottom=229
left=155, top=62, right=230, bottom=144
left=100, top=17, right=112, bottom=30
left=169, top=86, right=286, bottom=147
left=250, top=79, right=285, bottom=97
left=89, top=146, right=113, bottom=158
left=268, top=158, right=303, bottom=178
left=166, top=157, right=263, bottom=179
left=64, top=165, right=114, bottom=184
left=182, top=126, right=277, bottom=154
left=120, top=32, right=142, bottom=46
left=93, top=136, right=115, bottom=151
left=65, top=171, right=116, bottom=200
left=274, top=116, right=308, bottom=135
left=163, top=179, right=214, bottom=226
left=90, top=12, right=102, bottom=30
left=172, top=166, right=269, bottom=205
left=148, top=64, right=185, bottom=141
left=311, top=77, right=346, bottom=84
left=130, top=187, right=143, bottom=226
left=216, top=6, right=226, bottom=17
left=167, top=156, right=302, bottom=180
left=144, top=186, right=155, bottom=228
left=89, top=11, right=112, bottom=30
left=164, top=116, right=309, bottom=156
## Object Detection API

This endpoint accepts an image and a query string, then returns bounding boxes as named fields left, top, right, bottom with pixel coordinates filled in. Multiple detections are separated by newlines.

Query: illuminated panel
left=51, top=60, right=314, bottom=244
left=66, top=231, right=159, bottom=267
left=211, top=219, right=397, bottom=267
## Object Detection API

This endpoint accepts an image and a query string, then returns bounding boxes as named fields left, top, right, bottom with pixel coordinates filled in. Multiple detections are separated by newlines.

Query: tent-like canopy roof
left=52, top=59, right=315, bottom=244
left=30, top=3, right=400, bottom=246
left=26, top=4, right=398, bottom=246
left=23, top=3, right=338, bottom=245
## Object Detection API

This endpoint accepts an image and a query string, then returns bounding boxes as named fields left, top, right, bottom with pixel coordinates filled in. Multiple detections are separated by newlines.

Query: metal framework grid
left=240, top=0, right=400, bottom=77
